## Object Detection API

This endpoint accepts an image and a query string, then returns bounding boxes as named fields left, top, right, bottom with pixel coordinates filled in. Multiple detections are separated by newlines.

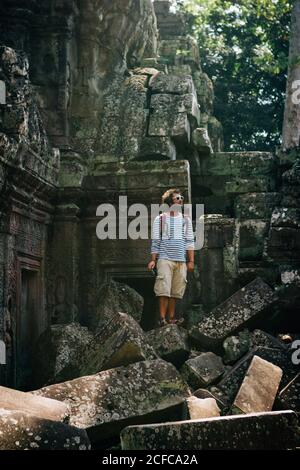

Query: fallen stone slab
left=32, top=322, right=94, bottom=387
left=77, top=312, right=157, bottom=377
left=0, top=409, right=91, bottom=450
left=232, top=355, right=282, bottom=414
left=277, top=372, right=300, bottom=412
left=189, top=277, right=279, bottom=352
left=146, top=324, right=190, bottom=367
left=0, top=386, right=69, bottom=422
left=94, top=279, right=144, bottom=330
left=120, top=410, right=300, bottom=450
left=180, top=352, right=225, bottom=390
left=185, top=396, right=220, bottom=419
left=32, top=359, right=191, bottom=443
left=34, top=313, right=157, bottom=386
left=214, top=346, right=298, bottom=405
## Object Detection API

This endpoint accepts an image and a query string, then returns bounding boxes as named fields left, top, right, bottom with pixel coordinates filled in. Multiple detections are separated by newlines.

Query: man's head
left=162, top=188, right=184, bottom=208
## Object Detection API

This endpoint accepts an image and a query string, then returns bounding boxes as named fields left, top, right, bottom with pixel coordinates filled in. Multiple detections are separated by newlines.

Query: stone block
left=189, top=278, right=278, bottom=351
left=0, top=409, right=90, bottom=450
left=33, top=359, right=191, bottom=443
left=149, top=73, right=195, bottom=95
left=185, top=396, right=220, bottom=419
left=232, top=355, right=282, bottom=414
left=216, top=347, right=298, bottom=404
left=180, top=352, right=225, bottom=390
left=138, top=136, right=176, bottom=160
left=146, top=324, right=190, bottom=367
left=192, top=127, right=212, bottom=155
left=120, top=410, right=300, bottom=450
left=235, top=192, right=281, bottom=219
left=0, top=386, right=69, bottom=422
left=239, top=219, right=269, bottom=261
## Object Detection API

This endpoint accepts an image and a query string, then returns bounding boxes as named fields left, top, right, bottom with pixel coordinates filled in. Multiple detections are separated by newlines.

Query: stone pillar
left=47, top=203, right=80, bottom=325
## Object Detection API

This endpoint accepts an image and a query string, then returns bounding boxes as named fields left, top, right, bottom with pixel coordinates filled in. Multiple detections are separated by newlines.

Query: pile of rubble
left=0, top=277, right=299, bottom=450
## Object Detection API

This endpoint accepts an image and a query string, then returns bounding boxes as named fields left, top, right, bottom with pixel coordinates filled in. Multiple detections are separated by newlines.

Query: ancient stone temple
left=0, top=0, right=299, bottom=451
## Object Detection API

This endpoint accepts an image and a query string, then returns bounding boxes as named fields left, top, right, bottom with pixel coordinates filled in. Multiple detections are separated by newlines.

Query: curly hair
left=161, top=188, right=182, bottom=207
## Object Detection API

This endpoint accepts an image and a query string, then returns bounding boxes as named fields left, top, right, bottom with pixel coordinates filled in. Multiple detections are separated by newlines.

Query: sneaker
left=168, top=318, right=184, bottom=325
left=159, top=318, right=168, bottom=327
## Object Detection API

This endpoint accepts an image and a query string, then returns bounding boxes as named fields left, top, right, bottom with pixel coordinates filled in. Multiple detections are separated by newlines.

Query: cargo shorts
left=154, top=259, right=188, bottom=299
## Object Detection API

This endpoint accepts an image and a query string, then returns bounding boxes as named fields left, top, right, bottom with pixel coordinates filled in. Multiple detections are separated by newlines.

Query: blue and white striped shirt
left=151, top=213, right=195, bottom=262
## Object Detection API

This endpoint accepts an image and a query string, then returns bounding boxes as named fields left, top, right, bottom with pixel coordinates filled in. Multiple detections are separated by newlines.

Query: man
left=148, top=188, right=195, bottom=326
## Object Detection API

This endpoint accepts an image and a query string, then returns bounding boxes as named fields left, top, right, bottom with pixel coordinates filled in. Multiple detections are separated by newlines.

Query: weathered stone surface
left=250, top=329, right=288, bottom=350
left=94, top=280, right=144, bottom=330
left=267, top=226, right=300, bottom=259
left=78, top=312, right=157, bottom=377
left=239, top=219, right=269, bottom=261
left=32, top=323, right=94, bottom=387
left=186, top=396, right=220, bottom=419
left=33, top=359, right=191, bottom=442
left=33, top=313, right=156, bottom=386
left=120, top=411, right=300, bottom=450
left=149, top=102, right=191, bottom=144
left=146, top=324, right=190, bottom=367
left=223, top=330, right=251, bottom=365
left=192, top=128, right=212, bottom=155
left=150, top=93, right=200, bottom=128
left=180, top=352, right=225, bottom=390
left=138, top=136, right=176, bottom=160
left=95, top=74, right=148, bottom=160
left=232, top=356, right=283, bottom=414
left=235, top=192, right=282, bottom=219
left=278, top=372, right=300, bottom=412
left=189, top=278, right=278, bottom=351
left=271, top=207, right=300, bottom=228
left=0, top=386, right=69, bottom=422
left=201, top=152, right=277, bottom=178
left=0, top=409, right=91, bottom=450
left=149, top=74, right=195, bottom=95
left=225, top=177, right=275, bottom=194
left=216, top=347, right=298, bottom=405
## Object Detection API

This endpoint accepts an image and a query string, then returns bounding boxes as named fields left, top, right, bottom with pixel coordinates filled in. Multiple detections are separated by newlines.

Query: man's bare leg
left=167, top=297, right=177, bottom=321
left=159, top=296, right=169, bottom=321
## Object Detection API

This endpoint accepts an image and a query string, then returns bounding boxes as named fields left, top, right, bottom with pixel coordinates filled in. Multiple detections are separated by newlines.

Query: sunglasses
left=174, top=195, right=184, bottom=201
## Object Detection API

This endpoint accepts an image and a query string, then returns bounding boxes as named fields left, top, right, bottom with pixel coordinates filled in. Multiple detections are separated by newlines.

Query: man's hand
left=187, top=261, right=194, bottom=272
left=148, top=260, right=156, bottom=270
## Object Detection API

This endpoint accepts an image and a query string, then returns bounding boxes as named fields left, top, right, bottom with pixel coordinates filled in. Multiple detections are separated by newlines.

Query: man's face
left=172, top=192, right=184, bottom=207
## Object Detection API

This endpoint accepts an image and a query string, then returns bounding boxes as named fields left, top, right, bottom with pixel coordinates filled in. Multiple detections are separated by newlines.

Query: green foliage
left=176, top=0, right=292, bottom=151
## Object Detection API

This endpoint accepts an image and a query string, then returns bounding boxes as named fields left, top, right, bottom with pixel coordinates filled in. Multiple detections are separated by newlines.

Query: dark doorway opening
left=113, top=275, right=158, bottom=331
left=17, top=268, right=40, bottom=390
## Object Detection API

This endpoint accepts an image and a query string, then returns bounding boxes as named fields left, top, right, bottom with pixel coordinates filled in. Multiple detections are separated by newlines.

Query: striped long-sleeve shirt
left=151, top=213, right=195, bottom=262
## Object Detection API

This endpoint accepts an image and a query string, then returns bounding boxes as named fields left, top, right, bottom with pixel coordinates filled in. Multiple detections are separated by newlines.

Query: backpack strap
left=159, top=213, right=166, bottom=239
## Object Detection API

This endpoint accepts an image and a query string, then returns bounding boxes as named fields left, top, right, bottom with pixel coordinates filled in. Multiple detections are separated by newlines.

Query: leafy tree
left=176, top=0, right=292, bottom=151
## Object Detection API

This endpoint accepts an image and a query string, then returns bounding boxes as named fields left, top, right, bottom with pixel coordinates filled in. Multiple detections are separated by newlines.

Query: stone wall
left=0, top=0, right=299, bottom=390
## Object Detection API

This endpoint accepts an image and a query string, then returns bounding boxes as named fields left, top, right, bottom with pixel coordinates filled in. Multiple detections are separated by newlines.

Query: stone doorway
left=16, top=260, right=42, bottom=390
left=107, top=270, right=158, bottom=331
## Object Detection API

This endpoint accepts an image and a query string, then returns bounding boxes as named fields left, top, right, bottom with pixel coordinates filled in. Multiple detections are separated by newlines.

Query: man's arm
left=185, top=217, right=195, bottom=268
left=149, top=216, right=160, bottom=266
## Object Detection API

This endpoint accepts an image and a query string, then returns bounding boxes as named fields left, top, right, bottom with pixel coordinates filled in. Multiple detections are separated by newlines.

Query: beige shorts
left=154, top=259, right=188, bottom=299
